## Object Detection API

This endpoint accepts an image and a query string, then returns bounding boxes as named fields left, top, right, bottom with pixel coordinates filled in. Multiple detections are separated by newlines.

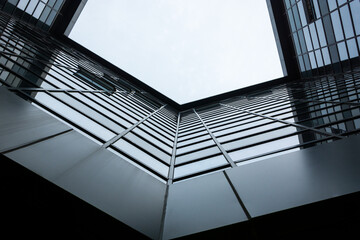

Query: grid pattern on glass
left=284, top=0, right=360, bottom=76
left=1, top=10, right=360, bottom=183
left=1, top=0, right=64, bottom=29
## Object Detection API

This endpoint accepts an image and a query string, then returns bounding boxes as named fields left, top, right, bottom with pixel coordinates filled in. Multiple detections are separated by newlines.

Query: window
left=303, top=0, right=317, bottom=23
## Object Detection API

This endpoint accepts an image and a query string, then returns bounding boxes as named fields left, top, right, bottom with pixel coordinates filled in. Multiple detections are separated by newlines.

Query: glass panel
left=138, top=124, right=173, bottom=146
left=298, top=55, right=305, bottom=71
left=337, top=41, right=348, bottom=61
left=177, top=134, right=211, bottom=148
left=229, top=135, right=300, bottom=162
left=132, top=127, right=172, bottom=154
left=39, top=6, right=51, bottom=22
left=222, top=126, right=298, bottom=151
left=309, top=23, right=320, bottom=49
left=293, top=5, right=302, bottom=30
left=322, top=47, right=331, bottom=65
left=340, top=5, right=354, bottom=39
left=303, top=53, right=311, bottom=70
left=113, top=139, right=168, bottom=177
left=329, top=44, right=340, bottom=63
left=35, top=92, right=116, bottom=141
left=174, top=155, right=228, bottom=179
left=323, top=15, right=336, bottom=44
left=350, top=1, right=360, bottom=35
left=298, top=29, right=308, bottom=54
left=319, top=0, right=329, bottom=15
left=309, top=51, right=317, bottom=68
left=316, top=19, right=327, bottom=47
left=217, top=122, right=286, bottom=142
left=303, top=27, right=313, bottom=51
left=288, top=9, right=296, bottom=33
left=236, top=148, right=300, bottom=166
left=124, top=132, right=171, bottom=164
left=45, top=9, right=57, bottom=26
left=17, top=0, right=29, bottom=10
left=293, top=32, right=302, bottom=55
left=298, top=1, right=307, bottom=26
left=313, top=0, right=321, bottom=17
left=53, top=0, right=63, bottom=10
left=346, top=39, right=358, bottom=58
left=337, top=0, right=347, bottom=6
left=328, top=0, right=337, bottom=11
left=175, top=146, right=220, bottom=165
left=315, top=49, right=324, bottom=67
left=33, top=1, right=45, bottom=18
left=25, top=0, right=38, bottom=14
left=176, top=139, right=216, bottom=155
left=52, top=92, right=125, bottom=134
left=331, top=10, right=345, bottom=41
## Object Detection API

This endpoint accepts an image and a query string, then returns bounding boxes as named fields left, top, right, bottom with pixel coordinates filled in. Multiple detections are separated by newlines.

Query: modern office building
left=1, top=0, right=360, bottom=239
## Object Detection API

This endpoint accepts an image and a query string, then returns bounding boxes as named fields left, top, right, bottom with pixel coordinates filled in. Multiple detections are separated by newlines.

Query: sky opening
left=70, top=0, right=283, bottom=104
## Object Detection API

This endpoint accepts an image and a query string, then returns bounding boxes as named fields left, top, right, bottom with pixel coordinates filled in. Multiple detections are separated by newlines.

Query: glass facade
left=1, top=7, right=360, bottom=183
left=0, top=0, right=64, bottom=30
left=284, top=0, right=360, bottom=76
left=1, top=1, right=360, bottom=239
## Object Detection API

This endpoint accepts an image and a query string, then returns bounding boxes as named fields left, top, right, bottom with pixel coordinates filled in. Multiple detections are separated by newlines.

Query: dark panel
left=226, top=135, right=360, bottom=218
left=0, top=154, right=148, bottom=239
left=54, top=148, right=166, bottom=239
left=0, top=87, right=71, bottom=152
left=163, top=171, right=247, bottom=239
left=5, top=130, right=100, bottom=180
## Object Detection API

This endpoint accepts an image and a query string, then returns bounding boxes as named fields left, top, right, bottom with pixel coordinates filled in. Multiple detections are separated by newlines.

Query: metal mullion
left=167, top=113, right=180, bottom=184
left=193, top=109, right=236, bottom=168
left=102, top=105, right=166, bottom=148
left=144, top=118, right=175, bottom=139
left=221, top=103, right=344, bottom=140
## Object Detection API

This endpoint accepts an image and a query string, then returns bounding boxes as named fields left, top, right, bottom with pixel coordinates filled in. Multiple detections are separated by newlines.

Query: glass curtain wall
left=1, top=9, right=360, bottom=184
left=284, top=0, right=360, bottom=76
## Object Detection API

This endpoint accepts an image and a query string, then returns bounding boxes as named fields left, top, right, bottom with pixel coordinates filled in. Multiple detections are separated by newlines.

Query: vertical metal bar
left=167, top=112, right=181, bottom=184
left=102, top=105, right=166, bottom=148
left=193, top=108, right=237, bottom=168
left=159, top=112, right=180, bottom=240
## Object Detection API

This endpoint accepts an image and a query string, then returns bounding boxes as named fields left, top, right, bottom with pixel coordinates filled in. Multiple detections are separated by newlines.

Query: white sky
left=70, top=0, right=283, bottom=104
